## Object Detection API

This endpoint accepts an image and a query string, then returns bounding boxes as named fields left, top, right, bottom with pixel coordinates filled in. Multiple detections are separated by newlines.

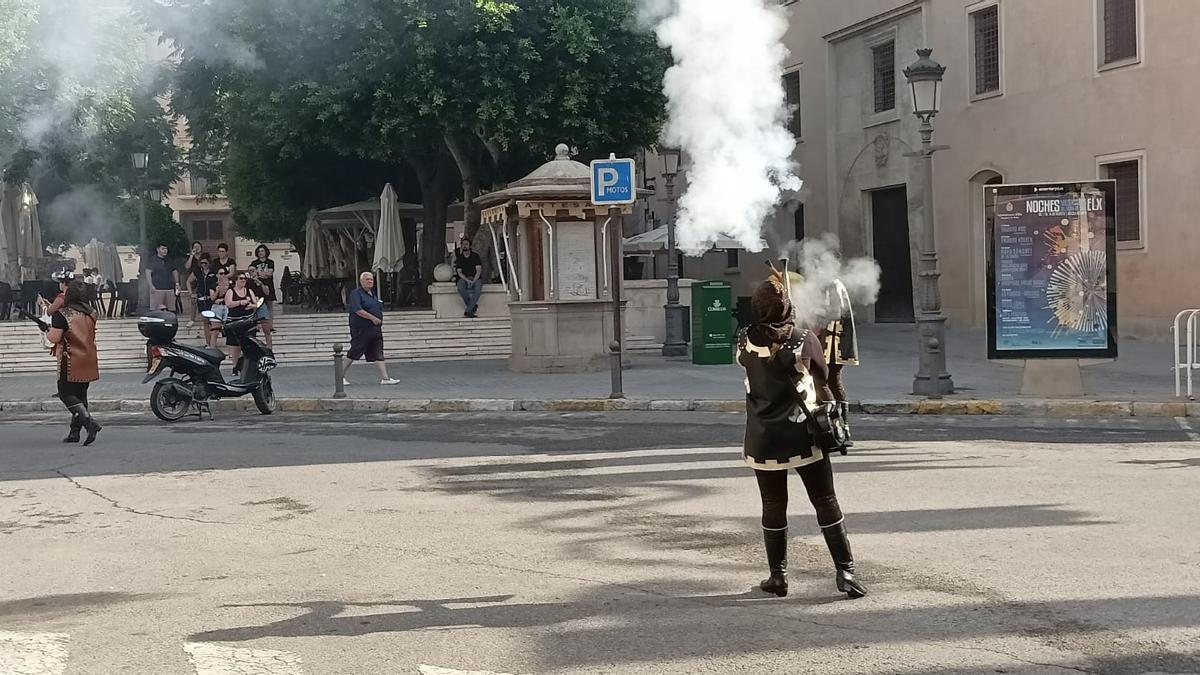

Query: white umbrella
left=372, top=183, right=406, bottom=273
left=0, top=190, right=10, bottom=285
left=302, top=209, right=329, bottom=278
left=1, top=183, right=43, bottom=262
left=623, top=225, right=764, bottom=253
left=82, top=238, right=123, bottom=283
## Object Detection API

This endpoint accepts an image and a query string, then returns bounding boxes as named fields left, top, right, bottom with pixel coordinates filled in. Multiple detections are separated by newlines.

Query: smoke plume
left=648, top=0, right=801, bottom=255
left=783, top=234, right=882, bottom=329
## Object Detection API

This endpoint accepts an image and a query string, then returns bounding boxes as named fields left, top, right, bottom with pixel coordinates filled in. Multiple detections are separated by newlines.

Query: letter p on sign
left=590, top=157, right=637, bottom=206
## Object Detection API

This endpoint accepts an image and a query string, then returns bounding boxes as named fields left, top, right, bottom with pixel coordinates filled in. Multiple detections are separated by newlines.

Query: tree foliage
left=144, top=0, right=669, bottom=280
left=0, top=0, right=182, bottom=246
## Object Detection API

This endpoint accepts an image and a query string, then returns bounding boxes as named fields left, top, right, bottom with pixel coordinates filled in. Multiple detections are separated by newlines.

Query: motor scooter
left=139, top=299, right=278, bottom=421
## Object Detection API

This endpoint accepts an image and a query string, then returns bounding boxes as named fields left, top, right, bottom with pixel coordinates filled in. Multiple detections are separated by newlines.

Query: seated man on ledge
left=454, top=238, right=483, bottom=318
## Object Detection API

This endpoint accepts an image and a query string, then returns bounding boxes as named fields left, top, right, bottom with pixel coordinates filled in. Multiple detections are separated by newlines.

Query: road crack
left=54, top=470, right=230, bottom=526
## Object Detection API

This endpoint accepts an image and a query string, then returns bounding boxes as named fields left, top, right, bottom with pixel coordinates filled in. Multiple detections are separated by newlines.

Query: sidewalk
left=0, top=324, right=1179, bottom=404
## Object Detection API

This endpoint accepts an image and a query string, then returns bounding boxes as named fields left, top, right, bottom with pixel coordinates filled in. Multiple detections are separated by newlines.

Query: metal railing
left=1172, top=309, right=1200, bottom=398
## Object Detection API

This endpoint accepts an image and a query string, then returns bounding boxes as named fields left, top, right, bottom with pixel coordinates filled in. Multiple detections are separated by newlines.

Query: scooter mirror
left=201, top=310, right=216, bottom=319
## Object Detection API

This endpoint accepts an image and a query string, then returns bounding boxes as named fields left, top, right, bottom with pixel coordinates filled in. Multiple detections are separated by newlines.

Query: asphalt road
left=1, top=412, right=1198, bottom=674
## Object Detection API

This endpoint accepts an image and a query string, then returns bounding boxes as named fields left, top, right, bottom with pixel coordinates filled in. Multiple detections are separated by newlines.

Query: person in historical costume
left=735, top=265, right=866, bottom=599
left=818, top=279, right=859, bottom=446
left=45, top=280, right=102, bottom=445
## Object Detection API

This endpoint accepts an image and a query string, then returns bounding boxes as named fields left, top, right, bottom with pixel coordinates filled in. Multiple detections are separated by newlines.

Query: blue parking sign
left=590, top=157, right=637, bottom=206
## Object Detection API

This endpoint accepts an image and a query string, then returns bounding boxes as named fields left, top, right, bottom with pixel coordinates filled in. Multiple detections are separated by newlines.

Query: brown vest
left=59, top=307, right=99, bottom=383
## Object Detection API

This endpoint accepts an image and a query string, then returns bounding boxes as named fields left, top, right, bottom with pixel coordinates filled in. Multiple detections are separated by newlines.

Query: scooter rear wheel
left=150, top=378, right=192, bottom=422
left=252, top=373, right=276, bottom=415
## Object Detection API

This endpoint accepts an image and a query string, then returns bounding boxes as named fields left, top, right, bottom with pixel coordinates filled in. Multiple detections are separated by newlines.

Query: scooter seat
left=178, top=344, right=227, bottom=365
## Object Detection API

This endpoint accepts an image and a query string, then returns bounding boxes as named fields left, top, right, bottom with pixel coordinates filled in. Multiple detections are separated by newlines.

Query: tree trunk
left=405, top=140, right=454, bottom=304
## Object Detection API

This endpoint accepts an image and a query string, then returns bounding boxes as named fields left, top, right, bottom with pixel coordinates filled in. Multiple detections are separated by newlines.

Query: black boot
left=69, top=404, right=102, bottom=446
left=759, top=527, right=788, bottom=597
left=821, top=521, right=866, bottom=598
left=63, top=414, right=82, bottom=443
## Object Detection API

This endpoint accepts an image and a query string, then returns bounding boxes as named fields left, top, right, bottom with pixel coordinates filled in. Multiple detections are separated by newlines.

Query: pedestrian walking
left=454, top=238, right=483, bottom=317
left=343, top=272, right=400, bottom=386
left=223, top=272, right=258, bottom=371
left=183, top=241, right=205, bottom=324
left=45, top=280, right=102, bottom=445
left=736, top=265, right=866, bottom=599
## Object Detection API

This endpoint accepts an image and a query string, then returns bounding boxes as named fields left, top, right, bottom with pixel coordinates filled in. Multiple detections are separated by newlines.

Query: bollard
left=333, top=343, right=347, bottom=399
left=609, top=340, right=625, bottom=400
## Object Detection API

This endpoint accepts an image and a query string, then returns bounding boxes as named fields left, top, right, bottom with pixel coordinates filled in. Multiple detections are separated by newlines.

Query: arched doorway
left=969, top=170, right=1004, bottom=326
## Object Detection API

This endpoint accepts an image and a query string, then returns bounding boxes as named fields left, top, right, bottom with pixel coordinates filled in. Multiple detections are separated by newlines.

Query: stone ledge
left=0, top=398, right=1194, bottom=418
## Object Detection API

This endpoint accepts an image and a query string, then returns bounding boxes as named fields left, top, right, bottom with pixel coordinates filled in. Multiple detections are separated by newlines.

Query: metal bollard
left=609, top=340, right=625, bottom=400
left=333, top=343, right=347, bottom=399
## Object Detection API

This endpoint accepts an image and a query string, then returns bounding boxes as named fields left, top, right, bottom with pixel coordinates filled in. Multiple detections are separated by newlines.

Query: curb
left=0, top=398, right=1196, bottom=417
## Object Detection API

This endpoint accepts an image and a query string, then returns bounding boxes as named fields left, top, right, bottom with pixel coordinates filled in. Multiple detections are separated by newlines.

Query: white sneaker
left=380, top=378, right=401, bottom=386
left=342, top=378, right=352, bottom=386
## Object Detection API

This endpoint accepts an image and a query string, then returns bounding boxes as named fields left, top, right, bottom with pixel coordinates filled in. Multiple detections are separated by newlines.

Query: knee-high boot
left=821, top=521, right=866, bottom=598
left=63, top=409, right=82, bottom=443
left=67, top=404, right=102, bottom=446
left=759, top=527, right=788, bottom=597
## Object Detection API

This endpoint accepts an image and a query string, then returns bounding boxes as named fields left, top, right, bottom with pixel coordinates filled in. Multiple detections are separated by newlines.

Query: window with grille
left=783, top=70, right=801, bottom=139
left=1104, top=160, right=1141, bottom=243
left=972, top=5, right=1001, bottom=95
left=1103, top=0, right=1137, bottom=64
left=794, top=204, right=805, bottom=241
left=871, top=41, right=896, bottom=113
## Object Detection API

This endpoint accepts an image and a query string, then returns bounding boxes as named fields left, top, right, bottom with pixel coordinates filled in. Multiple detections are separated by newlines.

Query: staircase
left=0, top=311, right=513, bottom=375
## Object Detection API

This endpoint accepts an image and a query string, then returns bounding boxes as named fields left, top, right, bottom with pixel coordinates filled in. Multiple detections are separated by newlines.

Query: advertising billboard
left=986, top=181, right=1117, bottom=359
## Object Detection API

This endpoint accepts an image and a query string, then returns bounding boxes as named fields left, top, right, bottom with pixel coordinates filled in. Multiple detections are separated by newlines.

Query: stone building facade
left=678, top=0, right=1192, bottom=340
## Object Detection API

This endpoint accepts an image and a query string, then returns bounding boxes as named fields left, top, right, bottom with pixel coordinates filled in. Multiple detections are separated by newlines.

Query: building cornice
left=823, top=0, right=924, bottom=43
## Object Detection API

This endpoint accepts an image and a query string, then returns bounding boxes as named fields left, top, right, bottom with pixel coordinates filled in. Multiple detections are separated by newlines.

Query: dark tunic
left=737, top=326, right=828, bottom=470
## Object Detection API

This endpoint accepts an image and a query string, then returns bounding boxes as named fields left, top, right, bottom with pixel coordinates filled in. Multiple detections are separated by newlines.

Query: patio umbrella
left=1, top=183, right=43, bottom=262
left=372, top=183, right=406, bottom=273
left=0, top=191, right=10, bottom=284
left=302, top=209, right=329, bottom=278
left=83, top=238, right=123, bottom=283
left=623, top=225, right=764, bottom=253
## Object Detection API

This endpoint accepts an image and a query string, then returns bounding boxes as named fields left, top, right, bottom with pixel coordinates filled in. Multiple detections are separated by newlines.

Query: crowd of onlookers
left=167, top=240, right=278, bottom=351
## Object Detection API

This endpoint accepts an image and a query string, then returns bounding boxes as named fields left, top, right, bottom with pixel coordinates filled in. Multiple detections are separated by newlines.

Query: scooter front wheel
left=150, top=378, right=192, bottom=422
left=252, top=373, right=276, bottom=415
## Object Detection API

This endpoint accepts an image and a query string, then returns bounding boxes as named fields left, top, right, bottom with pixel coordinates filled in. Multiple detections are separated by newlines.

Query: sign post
left=590, top=155, right=637, bottom=399
left=986, top=181, right=1118, bottom=395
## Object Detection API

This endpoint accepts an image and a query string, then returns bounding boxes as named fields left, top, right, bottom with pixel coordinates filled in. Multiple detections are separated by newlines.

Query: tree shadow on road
left=187, top=590, right=1200, bottom=673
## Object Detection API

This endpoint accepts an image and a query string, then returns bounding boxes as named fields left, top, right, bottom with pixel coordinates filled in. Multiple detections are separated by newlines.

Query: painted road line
left=1173, top=417, right=1200, bottom=442
left=184, top=642, right=303, bottom=675
left=0, top=631, right=70, bottom=675
left=418, top=666, right=517, bottom=675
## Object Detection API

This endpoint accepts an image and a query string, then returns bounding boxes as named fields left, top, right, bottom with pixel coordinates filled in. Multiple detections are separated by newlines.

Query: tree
left=0, top=0, right=182, bottom=247
left=144, top=0, right=669, bottom=283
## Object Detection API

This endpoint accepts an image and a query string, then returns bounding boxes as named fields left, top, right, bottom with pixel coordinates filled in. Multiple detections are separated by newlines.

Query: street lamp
left=131, top=152, right=150, bottom=313
left=659, top=146, right=688, bottom=357
left=903, top=48, right=954, bottom=397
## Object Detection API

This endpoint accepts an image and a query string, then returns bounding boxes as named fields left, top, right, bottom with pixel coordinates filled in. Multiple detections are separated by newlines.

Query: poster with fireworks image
left=987, top=181, right=1118, bottom=359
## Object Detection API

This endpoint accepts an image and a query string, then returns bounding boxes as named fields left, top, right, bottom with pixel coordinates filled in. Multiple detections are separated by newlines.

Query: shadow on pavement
left=187, top=591, right=1200, bottom=672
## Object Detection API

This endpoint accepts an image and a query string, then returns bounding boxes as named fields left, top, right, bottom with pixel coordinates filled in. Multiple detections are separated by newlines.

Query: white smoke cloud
left=783, top=234, right=881, bottom=329
left=649, top=0, right=801, bottom=255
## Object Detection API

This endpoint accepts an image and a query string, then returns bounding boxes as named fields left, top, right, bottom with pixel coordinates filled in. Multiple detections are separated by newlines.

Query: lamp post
left=903, top=48, right=954, bottom=397
left=659, top=146, right=688, bottom=357
left=131, top=152, right=149, bottom=313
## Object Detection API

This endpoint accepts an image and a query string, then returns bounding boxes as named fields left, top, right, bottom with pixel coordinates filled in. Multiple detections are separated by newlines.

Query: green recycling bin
left=691, top=280, right=734, bottom=365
